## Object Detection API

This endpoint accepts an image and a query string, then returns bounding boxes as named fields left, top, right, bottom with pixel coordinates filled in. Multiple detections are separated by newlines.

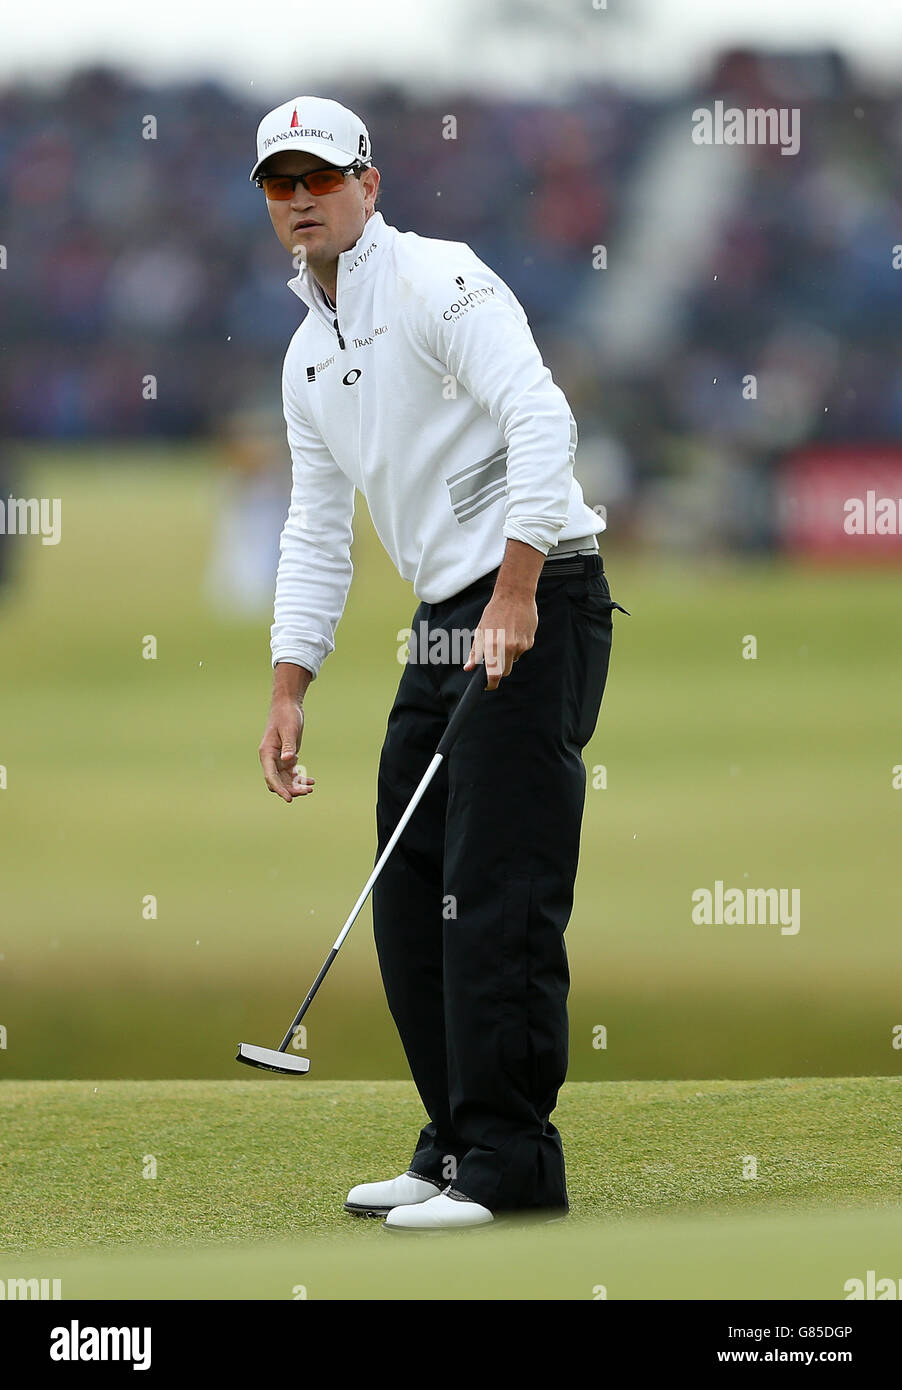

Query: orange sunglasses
left=256, top=163, right=365, bottom=200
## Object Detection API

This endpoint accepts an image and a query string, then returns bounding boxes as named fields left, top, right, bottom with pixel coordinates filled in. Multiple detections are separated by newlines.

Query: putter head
left=236, top=1043, right=310, bottom=1075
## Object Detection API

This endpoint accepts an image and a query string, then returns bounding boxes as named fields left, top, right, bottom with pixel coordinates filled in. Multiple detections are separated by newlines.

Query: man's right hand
left=259, top=663, right=315, bottom=804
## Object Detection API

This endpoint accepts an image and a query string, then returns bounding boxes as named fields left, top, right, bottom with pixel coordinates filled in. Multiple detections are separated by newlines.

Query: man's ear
left=363, top=166, right=380, bottom=212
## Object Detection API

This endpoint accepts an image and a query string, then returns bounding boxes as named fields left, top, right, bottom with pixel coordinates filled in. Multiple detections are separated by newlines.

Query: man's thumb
left=280, top=741, right=296, bottom=761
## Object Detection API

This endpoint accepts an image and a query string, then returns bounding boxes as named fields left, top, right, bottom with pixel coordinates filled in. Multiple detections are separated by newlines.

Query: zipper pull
left=333, top=317, right=346, bottom=350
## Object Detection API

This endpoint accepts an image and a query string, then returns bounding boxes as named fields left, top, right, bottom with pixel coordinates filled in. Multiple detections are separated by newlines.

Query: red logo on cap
left=290, top=109, right=299, bottom=128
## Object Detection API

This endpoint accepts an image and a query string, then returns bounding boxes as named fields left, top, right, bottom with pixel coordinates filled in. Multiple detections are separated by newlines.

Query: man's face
left=260, top=150, right=380, bottom=268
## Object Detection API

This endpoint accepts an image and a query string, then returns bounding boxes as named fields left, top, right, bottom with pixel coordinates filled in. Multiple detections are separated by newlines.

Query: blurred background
left=0, top=0, right=899, bottom=1081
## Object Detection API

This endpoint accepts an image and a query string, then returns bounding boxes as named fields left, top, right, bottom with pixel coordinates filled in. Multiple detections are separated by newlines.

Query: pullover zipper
left=325, top=290, right=345, bottom=349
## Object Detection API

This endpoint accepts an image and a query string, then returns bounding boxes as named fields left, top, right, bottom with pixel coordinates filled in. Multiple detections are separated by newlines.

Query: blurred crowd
left=0, top=68, right=648, bottom=434
left=2, top=51, right=902, bottom=553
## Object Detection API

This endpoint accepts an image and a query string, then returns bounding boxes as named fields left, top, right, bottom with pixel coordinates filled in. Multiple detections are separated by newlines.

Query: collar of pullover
left=286, top=211, right=388, bottom=322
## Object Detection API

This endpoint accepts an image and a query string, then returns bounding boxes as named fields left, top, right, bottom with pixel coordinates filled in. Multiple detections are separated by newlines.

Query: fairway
left=1, top=1077, right=900, bottom=1299
left=1, top=449, right=900, bottom=1083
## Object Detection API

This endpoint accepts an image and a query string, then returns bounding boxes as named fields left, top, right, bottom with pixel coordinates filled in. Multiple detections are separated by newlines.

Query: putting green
left=4, top=1204, right=902, bottom=1300
left=1, top=1077, right=900, bottom=1300
left=2, top=1078, right=900, bottom=1298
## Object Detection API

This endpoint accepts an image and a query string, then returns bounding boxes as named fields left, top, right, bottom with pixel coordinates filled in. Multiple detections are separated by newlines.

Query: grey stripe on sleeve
left=447, top=448, right=508, bottom=523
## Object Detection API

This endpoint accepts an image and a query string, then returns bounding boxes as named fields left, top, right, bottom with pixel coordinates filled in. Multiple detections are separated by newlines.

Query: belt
left=539, top=533, right=599, bottom=577
left=449, top=535, right=601, bottom=602
left=544, top=533, right=599, bottom=559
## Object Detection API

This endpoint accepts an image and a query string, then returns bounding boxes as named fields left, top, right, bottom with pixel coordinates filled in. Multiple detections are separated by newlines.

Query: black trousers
left=371, top=552, right=625, bottom=1213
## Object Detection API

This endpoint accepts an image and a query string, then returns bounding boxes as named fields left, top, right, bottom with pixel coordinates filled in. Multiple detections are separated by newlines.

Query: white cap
left=249, top=96, right=372, bottom=182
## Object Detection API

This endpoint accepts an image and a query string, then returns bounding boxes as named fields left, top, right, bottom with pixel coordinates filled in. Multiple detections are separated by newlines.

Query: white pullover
left=271, top=210, right=604, bottom=676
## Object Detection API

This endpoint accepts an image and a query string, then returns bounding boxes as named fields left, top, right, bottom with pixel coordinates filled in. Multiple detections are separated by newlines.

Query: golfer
left=255, top=96, right=627, bottom=1231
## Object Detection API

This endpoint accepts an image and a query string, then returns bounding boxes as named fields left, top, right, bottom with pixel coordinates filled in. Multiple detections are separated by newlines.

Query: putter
left=237, top=661, right=489, bottom=1075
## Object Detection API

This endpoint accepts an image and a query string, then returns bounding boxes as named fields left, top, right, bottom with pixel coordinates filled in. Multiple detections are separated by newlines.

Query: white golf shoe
left=383, top=1189, right=494, bottom=1232
left=344, top=1170, right=445, bottom=1217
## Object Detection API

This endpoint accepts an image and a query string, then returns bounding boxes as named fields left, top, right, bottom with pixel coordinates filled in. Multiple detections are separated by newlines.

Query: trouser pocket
left=560, top=574, right=622, bottom=748
left=564, top=569, right=630, bottom=619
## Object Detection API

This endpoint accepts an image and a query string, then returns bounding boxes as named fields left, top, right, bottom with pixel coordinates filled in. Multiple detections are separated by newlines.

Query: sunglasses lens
left=261, top=176, right=295, bottom=200
left=305, top=170, right=345, bottom=195
left=259, top=168, right=349, bottom=198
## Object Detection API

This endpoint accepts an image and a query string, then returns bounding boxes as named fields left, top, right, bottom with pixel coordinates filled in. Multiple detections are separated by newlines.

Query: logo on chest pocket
left=342, top=369, right=362, bottom=385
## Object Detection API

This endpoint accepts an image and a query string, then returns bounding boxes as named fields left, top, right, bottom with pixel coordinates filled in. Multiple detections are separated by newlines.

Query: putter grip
left=435, top=663, right=488, bottom=758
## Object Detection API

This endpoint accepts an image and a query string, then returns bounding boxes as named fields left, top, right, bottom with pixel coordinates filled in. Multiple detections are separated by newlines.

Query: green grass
left=1, top=1078, right=900, bottom=1298
left=0, top=447, right=900, bottom=1080
left=5, top=1205, right=902, bottom=1300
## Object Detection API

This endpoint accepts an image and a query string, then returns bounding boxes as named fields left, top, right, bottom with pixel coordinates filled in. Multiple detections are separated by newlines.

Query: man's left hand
left=464, top=590, right=538, bottom=691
